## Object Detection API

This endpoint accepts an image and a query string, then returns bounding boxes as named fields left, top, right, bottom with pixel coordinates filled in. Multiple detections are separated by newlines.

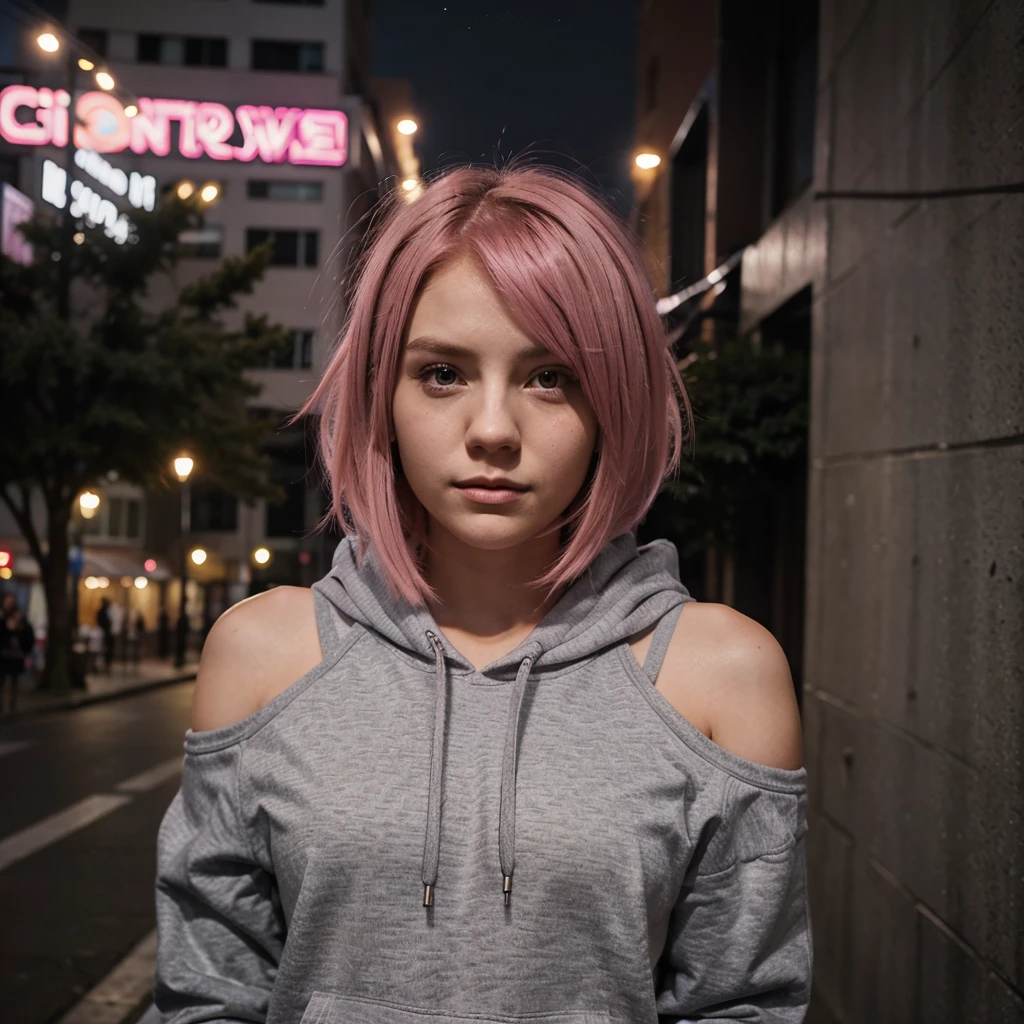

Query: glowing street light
left=635, top=152, right=661, bottom=170
left=174, top=453, right=196, bottom=666
left=78, top=57, right=94, bottom=71
left=402, top=178, right=418, bottom=192
left=176, top=181, right=194, bottom=200
left=134, top=576, right=148, bottom=589
left=95, top=70, right=115, bottom=91
left=252, top=546, right=271, bottom=566
left=199, top=183, right=219, bottom=203
left=37, top=32, right=60, bottom=53
left=124, top=103, right=138, bottom=118
left=78, top=490, right=101, bottom=519
left=396, top=118, right=418, bottom=136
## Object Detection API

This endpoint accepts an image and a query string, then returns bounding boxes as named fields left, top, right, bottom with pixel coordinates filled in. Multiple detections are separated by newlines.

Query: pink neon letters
left=0, top=86, right=348, bottom=167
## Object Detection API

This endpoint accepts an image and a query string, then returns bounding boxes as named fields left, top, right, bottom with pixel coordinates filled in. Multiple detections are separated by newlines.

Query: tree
left=644, top=334, right=810, bottom=560
left=0, top=196, right=291, bottom=689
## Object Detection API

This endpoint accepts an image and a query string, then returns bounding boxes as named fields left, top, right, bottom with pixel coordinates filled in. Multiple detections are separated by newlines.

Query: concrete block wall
left=805, top=1, right=1024, bottom=1021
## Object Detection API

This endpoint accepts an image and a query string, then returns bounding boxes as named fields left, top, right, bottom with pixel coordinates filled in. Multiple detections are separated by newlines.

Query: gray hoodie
left=154, top=532, right=811, bottom=1023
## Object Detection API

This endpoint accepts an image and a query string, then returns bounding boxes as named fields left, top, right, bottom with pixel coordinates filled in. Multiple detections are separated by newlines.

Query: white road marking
left=0, top=739, right=33, bottom=758
left=57, top=927, right=158, bottom=1024
left=0, top=793, right=132, bottom=872
left=115, top=757, right=183, bottom=794
left=0, top=754, right=184, bottom=874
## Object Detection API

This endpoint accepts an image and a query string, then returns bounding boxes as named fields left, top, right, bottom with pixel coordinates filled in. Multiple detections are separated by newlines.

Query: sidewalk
left=3, top=657, right=199, bottom=721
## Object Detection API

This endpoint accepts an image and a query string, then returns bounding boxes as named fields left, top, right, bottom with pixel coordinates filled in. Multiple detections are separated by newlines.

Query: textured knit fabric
left=154, top=532, right=812, bottom=1023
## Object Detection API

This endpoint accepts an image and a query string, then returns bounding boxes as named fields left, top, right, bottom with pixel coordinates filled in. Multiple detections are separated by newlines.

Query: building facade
left=0, top=0, right=411, bottom=641
left=635, top=0, right=1023, bottom=1020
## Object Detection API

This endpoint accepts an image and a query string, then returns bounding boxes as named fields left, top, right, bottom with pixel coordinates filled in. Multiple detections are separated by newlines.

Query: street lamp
left=396, top=118, right=418, bottom=136
left=173, top=454, right=194, bottom=668
left=69, top=488, right=100, bottom=688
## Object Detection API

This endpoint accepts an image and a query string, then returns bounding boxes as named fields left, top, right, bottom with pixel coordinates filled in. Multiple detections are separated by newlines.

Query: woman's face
left=392, top=256, right=599, bottom=554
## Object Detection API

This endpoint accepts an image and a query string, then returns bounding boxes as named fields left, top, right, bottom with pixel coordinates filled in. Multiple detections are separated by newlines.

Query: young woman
left=154, top=166, right=810, bottom=1023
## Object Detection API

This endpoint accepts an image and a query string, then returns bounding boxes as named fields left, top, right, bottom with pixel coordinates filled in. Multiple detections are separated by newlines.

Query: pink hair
left=298, top=164, right=693, bottom=607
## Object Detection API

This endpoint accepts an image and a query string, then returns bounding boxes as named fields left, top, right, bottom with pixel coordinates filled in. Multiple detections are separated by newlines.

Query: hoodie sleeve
left=653, top=785, right=812, bottom=1022
left=154, top=743, right=286, bottom=1023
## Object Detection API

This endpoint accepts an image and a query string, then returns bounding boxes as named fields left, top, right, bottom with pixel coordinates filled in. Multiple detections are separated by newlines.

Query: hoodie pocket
left=299, top=991, right=615, bottom=1024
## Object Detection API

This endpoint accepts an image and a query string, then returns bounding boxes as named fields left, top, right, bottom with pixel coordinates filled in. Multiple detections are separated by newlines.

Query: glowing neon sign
left=0, top=85, right=348, bottom=166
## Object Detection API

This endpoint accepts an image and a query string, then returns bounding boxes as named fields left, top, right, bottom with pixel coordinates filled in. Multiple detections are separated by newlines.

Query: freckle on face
left=391, top=256, right=598, bottom=553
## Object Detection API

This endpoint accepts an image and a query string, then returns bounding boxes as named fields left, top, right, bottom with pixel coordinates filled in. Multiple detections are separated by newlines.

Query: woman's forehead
left=405, top=259, right=554, bottom=362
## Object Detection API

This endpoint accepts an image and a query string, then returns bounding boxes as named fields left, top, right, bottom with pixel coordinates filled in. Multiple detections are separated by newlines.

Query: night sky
left=372, top=0, right=639, bottom=216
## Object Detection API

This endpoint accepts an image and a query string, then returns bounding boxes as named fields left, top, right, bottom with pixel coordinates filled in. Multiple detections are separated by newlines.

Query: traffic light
left=0, top=550, right=11, bottom=569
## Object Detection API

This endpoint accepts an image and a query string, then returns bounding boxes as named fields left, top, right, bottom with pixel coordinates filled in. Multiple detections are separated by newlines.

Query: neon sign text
left=0, top=86, right=348, bottom=167
left=42, top=160, right=131, bottom=244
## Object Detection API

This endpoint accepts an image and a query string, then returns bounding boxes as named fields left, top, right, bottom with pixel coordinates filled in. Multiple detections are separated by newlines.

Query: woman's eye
left=420, top=364, right=460, bottom=389
left=530, top=369, right=573, bottom=391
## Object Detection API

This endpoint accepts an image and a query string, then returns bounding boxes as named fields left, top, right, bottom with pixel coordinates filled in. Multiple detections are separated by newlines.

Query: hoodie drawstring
left=422, top=630, right=448, bottom=907
left=421, top=629, right=535, bottom=910
left=498, top=653, right=534, bottom=906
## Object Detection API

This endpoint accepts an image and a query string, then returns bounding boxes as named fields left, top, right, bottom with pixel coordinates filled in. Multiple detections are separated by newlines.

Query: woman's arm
left=154, top=744, right=286, bottom=1023
left=652, top=605, right=812, bottom=1021
left=154, top=592, right=320, bottom=1023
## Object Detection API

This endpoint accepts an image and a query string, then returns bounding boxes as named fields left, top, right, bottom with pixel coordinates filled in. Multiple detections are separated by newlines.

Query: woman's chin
left=428, top=513, right=554, bottom=554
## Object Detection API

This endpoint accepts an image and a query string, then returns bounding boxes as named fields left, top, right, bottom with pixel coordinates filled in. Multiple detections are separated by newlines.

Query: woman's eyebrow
left=405, top=336, right=553, bottom=361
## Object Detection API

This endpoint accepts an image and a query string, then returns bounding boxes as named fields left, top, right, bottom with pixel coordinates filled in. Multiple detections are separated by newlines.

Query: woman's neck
left=422, top=525, right=563, bottom=642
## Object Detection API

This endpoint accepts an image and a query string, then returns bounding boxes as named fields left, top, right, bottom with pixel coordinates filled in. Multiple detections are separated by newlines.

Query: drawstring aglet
left=423, top=883, right=433, bottom=907
left=503, top=875, right=512, bottom=906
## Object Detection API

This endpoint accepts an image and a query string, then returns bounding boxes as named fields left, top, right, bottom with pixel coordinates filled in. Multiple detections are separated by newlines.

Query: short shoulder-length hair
left=299, top=163, right=692, bottom=607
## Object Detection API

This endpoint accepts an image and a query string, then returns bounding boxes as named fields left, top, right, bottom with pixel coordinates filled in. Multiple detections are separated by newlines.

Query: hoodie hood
left=314, top=531, right=693, bottom=909
left=316, top=530, right=691, bottom=675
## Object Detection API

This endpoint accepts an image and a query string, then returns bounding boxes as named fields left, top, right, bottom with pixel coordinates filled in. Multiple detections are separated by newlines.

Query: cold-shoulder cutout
left=628, top=601, right=804, bottom=773
left=189, top=585, right=351, bottom=733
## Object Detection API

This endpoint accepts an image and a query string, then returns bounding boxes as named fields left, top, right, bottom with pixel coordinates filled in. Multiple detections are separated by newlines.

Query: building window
left=771, top=0, right=818, bottom=217
left=269, top=329, right=315, bottom=369
left=138, top=34, right=228, bottom=67
left=247, top=180, right=323, bottom=202
left=190, top=483, right=238, bottom=532
left=178, top=226, right=223, bottom=259
left=246, top=228, right=319, bottom=267
left=125, top=499, right=140, bottom=539
left=99, top=497, right=142, bottom=539
left=77, top=29, right=107, bottom=58
left=265, top=445, right=308, bottom=538
left=669, top=104, right=709, bottom=292
left=299, top=330, right=313, bottom=369
left=108, top=497, right=123, bottom=538
left=644, top=57, right=659, bottom=114
left=251, top=40, right=324, bottom=72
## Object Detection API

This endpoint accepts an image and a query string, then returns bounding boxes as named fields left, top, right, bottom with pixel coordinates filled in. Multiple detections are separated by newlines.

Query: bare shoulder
left=649, top=601, right=804, bottom=771
left=190, top=586, right=324, bottom=733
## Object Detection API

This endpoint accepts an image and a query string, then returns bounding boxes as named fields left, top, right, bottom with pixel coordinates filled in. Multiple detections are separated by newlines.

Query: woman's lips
left=454, top=484, right=527, bottom=505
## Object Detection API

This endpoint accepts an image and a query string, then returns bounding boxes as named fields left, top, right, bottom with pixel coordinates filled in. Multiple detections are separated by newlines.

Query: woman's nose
left=465, top=388, right=521, bottom=452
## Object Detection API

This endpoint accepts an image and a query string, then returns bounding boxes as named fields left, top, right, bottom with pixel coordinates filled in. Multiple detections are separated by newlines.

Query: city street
left=0, top=682, right=193, bottom=1024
